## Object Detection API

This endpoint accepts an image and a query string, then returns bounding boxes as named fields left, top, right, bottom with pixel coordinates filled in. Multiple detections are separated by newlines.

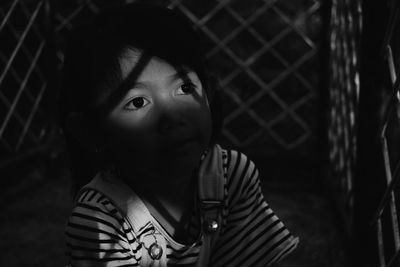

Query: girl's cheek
left=103, top=117, right=156, bottom=156
left=105, top=107, right=152, bottom=130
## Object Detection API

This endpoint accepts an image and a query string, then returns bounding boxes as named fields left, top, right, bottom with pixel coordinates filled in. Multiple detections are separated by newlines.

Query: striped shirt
left=65, top=148, right=298, bottom=266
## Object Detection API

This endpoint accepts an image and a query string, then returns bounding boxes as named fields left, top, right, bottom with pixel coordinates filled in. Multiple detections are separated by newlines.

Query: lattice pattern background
left=327, top=0, right=362, bottom=231
left=371, top=1, right=400, bottom=265
left=169, top=0, right=321, bottom=157
left=1, top=0, right=322, bottom=166
left=54, top=0, right=322, bottom=158
left=0, top=0, right=52, bottom=166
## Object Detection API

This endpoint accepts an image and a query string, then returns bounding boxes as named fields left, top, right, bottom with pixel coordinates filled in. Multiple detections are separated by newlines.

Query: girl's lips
left=175, top=137, right=195, bottom=146
left=170, top=137, right=198, bottom=153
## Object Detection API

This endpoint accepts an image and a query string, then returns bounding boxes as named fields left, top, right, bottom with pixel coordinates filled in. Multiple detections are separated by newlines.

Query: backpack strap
left=196, top=144, right=224, bottom=266
left=76, top=173, right=167, bottom=267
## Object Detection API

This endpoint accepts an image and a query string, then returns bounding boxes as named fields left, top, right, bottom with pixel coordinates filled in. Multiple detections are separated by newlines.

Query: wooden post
left=352, top=0, right=387, bottom=265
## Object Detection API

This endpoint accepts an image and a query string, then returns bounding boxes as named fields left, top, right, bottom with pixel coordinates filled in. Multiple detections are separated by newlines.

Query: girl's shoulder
left=74, top=188, right=125, bottom=221
left=65, top=189, right=141, bottom=265
left=220, top=147, right=256, bottom=172
left=218, top=146, right=259, bottom=186
left=217, top=145, right=260, bottom=203
left=66, top=188, right=136, bottom=241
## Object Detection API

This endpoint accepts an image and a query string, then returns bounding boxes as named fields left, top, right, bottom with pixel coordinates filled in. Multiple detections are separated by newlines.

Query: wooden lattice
left=327, top=0, right=362, bottom=233
left=169, top=0, right=321, bottom=156
left=371, top=1, right=400, bottom=265
left=0, top=0, right=51, bottom=165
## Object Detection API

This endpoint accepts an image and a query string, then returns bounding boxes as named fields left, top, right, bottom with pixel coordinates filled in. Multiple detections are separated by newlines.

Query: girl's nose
left=157, top=103, right=187, bottom=134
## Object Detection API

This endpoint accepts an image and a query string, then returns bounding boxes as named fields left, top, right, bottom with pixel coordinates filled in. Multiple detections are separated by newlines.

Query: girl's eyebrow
left=128, top=81, right=147, bottom=89
left=129, top=68, right=193, bottom=89
left=168, top=71, right=191, bottom=83
left=92, top=52, right=152, bottom=115
left=119, top=53, right=152, bottom=90
left=173, top=67, right=193, bottom=83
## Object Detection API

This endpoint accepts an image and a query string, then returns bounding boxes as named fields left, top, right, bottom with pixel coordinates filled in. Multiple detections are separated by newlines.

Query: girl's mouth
left=171, top=137, right=197, bottom=153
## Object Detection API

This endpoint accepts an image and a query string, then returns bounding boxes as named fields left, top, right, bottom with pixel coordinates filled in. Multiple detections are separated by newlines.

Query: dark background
left=1, top=0, right=399, bottom=266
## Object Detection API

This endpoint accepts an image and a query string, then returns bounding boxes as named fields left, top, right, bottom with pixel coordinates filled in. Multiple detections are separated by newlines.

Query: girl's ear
left=65, top=112, right=103, bottom=152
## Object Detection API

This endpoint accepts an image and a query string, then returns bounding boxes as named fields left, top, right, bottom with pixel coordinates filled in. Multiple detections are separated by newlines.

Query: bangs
left=91, top=48, right=203, bottom=118
left=61, top=4, right=212, bottom=122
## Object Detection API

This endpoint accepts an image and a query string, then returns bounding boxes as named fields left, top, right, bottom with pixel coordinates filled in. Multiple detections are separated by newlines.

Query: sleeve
left=65, top=190, right=141, bottom=267
left=210, top=150, right=299, bottom=267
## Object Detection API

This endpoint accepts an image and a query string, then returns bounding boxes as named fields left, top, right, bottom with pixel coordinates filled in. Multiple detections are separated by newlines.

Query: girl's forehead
left=119, top=48, right=143, bottom=78
left=119, top=48, right=193, bottom=84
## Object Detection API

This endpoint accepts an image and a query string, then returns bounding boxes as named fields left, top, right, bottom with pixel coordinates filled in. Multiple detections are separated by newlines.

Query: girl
left=61, top=4, right=298, bottom=267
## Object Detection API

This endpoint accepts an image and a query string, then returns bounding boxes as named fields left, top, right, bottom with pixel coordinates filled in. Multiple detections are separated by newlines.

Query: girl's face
left=102, top=49, right=212, bottom=177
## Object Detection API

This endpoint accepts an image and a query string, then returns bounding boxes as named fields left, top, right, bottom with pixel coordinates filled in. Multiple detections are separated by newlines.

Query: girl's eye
left=124, top=97, right=149, bottom=110
left=177, top=82, right=196, bottom=95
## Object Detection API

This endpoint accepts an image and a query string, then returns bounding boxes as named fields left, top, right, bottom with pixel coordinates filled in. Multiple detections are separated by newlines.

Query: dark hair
left=59, top=4, right=222, bottom=194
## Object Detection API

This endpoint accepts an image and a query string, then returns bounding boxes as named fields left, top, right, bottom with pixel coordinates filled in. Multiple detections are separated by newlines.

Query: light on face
left=104, top=50, right=212, bottom=146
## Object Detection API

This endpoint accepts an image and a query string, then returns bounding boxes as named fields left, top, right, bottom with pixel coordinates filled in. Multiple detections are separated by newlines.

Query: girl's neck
left=112, top=162, right=199, bottom=244
left=115, top=163, right=197, bottom=204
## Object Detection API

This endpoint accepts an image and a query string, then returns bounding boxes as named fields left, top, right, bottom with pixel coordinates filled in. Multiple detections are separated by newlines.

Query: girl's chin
left=116, top=141, right=206, bottom=174
left=159, top=146, right=203, bottom=170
